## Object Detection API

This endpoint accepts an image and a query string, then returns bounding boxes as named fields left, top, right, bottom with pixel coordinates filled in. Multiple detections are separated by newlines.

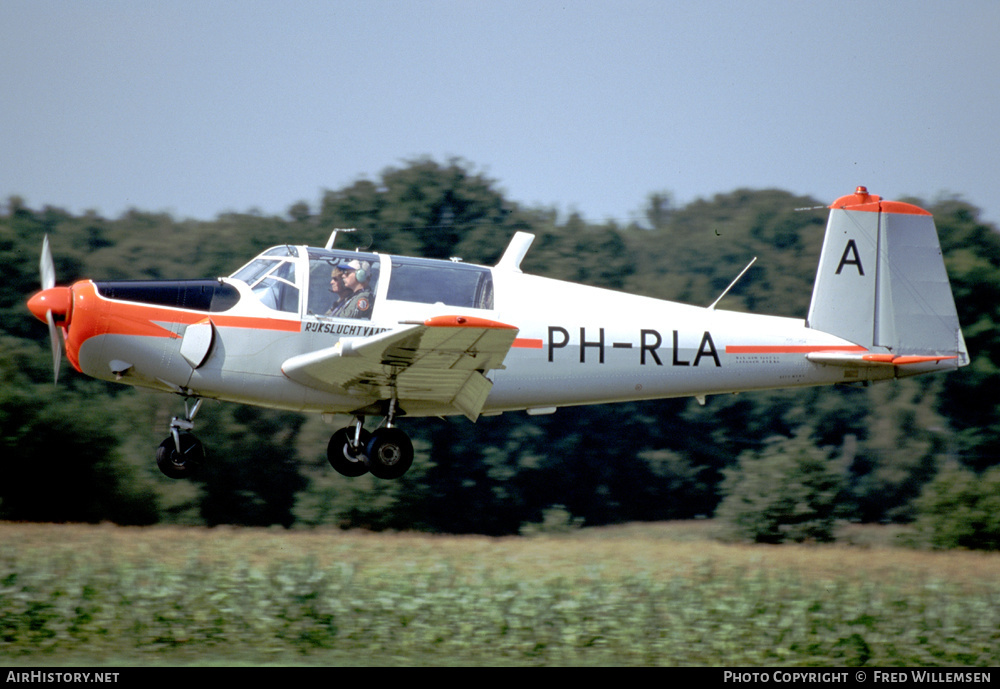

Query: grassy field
left=1, top=521, right=998, bottom=666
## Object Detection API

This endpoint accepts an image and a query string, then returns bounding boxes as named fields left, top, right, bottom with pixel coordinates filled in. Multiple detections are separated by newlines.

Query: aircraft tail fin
left=806, top=187, right=968, bottom=369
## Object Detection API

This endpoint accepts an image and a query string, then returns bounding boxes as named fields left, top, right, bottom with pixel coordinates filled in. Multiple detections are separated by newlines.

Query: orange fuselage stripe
left=512, top=338, right=544, bottom=349
left=725, top=345, right=867, bottom=354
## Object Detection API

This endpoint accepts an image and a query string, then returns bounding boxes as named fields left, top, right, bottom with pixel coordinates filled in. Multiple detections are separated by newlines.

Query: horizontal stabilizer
left=806, top=352, right=959, bottom=367
left=806, top=350, right=961, bottom=379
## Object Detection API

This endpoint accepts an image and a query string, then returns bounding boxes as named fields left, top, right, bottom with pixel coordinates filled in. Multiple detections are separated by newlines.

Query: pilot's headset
left=346, top=259, right=371, bottom=284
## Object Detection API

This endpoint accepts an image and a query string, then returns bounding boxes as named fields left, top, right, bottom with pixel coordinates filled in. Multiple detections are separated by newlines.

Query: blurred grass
left=1, top=522, right=998, bottom=666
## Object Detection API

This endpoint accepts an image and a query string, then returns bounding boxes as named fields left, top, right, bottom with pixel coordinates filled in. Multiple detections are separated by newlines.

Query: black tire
left=365, top=428, right=414, bottom=480
left=327, top=427, right=371, bottom=477
left=155, top=433, right=204, bottom=479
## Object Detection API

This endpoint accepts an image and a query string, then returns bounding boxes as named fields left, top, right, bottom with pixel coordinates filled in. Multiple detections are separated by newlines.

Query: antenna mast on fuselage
left=325, top=228, right=357, bottom=250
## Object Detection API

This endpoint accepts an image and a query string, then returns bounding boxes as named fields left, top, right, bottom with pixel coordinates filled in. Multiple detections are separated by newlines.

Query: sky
left=3, top=0, right=999, bottom=227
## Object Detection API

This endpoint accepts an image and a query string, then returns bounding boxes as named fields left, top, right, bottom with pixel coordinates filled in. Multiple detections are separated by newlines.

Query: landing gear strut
left=326, top=401, right=415, bottom=480
left=327, top=417, right=371, bottom=477
left=156, top=398, right=205, bottom=479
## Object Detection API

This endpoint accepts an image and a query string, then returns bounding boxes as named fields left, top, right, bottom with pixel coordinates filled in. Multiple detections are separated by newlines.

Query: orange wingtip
left=423, top=315, right=518, bottom=329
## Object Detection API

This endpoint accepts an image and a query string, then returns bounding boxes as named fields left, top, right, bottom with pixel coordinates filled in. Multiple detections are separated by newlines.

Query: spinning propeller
left=27, top=236, right=71, bottom=383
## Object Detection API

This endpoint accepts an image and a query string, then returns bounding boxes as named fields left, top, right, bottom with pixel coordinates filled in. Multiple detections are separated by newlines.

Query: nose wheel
left=156, top=398, right=204, bottom=479
left=156, top=433, right=204, bottom=479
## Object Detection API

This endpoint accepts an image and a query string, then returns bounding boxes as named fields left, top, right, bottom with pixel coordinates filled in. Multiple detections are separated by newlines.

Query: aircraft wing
left=282, top=316, right=518, bottom=420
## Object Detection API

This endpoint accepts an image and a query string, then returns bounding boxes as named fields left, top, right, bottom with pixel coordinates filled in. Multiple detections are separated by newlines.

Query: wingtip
left=423, top=315, right=518, bottom=330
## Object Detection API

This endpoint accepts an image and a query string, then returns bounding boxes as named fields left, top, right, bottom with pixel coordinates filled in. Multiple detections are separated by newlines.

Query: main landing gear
left=327, top=413, right=414, bottom=481
left=155, top=398, right=205, bottom=479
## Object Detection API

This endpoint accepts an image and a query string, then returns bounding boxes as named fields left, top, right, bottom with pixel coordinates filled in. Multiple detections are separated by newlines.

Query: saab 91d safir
left=27, top=187, right=968, bottom=480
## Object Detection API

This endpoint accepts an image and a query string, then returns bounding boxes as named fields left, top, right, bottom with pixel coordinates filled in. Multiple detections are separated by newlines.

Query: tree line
left=2, top=159, right=998, bottom=547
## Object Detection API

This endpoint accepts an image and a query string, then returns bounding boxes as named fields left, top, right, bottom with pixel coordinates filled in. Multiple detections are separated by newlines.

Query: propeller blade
left=46, top=309, right=63, bottom=384
left=39, top=236, right=62, bottom=383
left=41, top=235, right=55, bottom=290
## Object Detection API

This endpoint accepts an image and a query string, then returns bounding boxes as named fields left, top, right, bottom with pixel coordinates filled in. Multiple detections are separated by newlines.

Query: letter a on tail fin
left=807, top=187, right=968, bottom=369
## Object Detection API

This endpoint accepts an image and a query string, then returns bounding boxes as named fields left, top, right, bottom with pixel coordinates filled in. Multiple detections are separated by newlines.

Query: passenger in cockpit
left=326, top=265, right=349, bottom=311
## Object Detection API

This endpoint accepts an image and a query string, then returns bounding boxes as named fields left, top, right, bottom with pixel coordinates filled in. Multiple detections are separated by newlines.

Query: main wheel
left=365, top=428, right=414, bottom=480
left=155, top=433, right=204, bottom=479
left=327, top=427, right=371, bottom=477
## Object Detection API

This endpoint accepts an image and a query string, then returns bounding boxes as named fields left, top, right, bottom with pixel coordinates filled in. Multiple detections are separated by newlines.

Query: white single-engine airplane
left=27, top=187, right=968, bottom=480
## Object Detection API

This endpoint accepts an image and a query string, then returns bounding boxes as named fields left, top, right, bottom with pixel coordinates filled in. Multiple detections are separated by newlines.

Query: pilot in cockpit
left=326, top=259, right=374, bottom=319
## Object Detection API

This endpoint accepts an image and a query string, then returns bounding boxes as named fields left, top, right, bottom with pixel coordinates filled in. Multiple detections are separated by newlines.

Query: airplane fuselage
left=65, top=264, right=895, bottom=419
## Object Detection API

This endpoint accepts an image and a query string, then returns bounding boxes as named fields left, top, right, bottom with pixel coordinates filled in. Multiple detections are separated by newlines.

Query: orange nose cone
left=27, top=286, right=72, bottom=323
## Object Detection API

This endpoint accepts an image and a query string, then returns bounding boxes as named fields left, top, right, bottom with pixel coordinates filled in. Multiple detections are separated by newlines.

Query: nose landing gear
left=155, top=398, right=205, bottom=479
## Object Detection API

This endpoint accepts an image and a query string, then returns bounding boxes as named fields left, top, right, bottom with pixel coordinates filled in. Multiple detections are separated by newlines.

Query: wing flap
left=282, top=316, right=517, bottom=419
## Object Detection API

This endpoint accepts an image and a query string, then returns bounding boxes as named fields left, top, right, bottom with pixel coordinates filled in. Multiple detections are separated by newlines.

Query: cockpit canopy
left=386, top=256, right=494, bottom=309
left=228, top=245, right=494, bottom=319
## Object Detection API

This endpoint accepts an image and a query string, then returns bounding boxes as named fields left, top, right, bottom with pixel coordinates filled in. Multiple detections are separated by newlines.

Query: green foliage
left=716, top=431, right=845, bottom=543
left=913, top=464, right=1000, bottom=551
left=0, top=338, right=159, bottom=525
left=519, top=505, right=584, bottom=536
left=623, top=189, right=826, bottom=315
left=932, top=199, right=1000, bottom=472
left=2, top=524, right=998, bottom=666
left=318, top=157, right=528, bottom=263
left=196, top=405, right=309, bottom=528
left=0, top=387, right=159, bottom=525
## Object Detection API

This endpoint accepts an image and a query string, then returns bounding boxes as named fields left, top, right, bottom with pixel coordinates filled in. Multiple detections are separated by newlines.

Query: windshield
left=230, top=250, right=300, bottom=314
